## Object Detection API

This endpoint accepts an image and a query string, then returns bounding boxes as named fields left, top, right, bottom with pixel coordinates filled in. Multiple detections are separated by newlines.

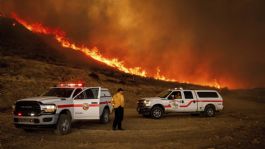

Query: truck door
left=73, top=87, right=100, bottom=119
left=177, top=90, right=197, bottom=112
left=166, top=91, right=182, bottom=112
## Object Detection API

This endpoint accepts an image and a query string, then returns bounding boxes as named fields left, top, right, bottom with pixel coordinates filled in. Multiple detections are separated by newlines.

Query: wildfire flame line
left=10, top=13, right=221, bottom=89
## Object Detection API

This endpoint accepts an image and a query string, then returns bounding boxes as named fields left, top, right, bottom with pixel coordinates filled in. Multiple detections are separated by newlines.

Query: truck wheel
left=55, top=114, right=71, bottom=135
left=100, top=108, right=110, bottom=124
left=204, top=105, right=215, bottom=117
left=151, top=106, right=163, bottom=119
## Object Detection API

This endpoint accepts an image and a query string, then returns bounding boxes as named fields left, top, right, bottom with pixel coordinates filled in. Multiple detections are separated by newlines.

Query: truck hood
left=17, top=96, right=64, bottom=104
left=141, top=97, right=162, bottom=101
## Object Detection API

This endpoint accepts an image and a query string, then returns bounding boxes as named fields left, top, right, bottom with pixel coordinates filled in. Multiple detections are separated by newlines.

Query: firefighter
left=175, top=92, right=181, bottom=99
left=111, top=88, right=125, bottom=130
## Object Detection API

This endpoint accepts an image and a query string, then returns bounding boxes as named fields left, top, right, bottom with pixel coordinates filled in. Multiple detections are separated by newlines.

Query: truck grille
left=14, top=101, right=41, bottom=116
left=137, top=100, right=145, bottom=108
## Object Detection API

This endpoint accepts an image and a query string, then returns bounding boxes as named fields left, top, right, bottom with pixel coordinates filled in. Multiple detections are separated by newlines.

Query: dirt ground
left=0, top=96, right=264, bottom=149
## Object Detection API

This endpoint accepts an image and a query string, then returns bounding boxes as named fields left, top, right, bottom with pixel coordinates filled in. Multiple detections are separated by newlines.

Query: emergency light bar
left=174, top=87, right=183, bottom=90
left=58, top=83, right=84, bottom=87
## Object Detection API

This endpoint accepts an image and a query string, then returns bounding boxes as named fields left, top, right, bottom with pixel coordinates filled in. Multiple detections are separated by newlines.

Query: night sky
left=1, top=0, right=265, bottom=89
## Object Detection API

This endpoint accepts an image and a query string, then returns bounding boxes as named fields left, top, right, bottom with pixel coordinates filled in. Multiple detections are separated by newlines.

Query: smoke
left=1, top=0, right=265, bottom=88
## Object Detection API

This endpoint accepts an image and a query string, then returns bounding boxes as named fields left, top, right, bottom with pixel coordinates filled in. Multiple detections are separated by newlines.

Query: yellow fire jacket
left=111, top=92, right=125, bottom=108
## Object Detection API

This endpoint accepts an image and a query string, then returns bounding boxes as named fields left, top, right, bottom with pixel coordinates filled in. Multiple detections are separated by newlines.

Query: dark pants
left=112, top=106, right=124, bottom=129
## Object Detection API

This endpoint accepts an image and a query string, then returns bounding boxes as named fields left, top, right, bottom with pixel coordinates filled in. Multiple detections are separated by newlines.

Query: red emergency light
left=58, top=83, right=84, bottom=87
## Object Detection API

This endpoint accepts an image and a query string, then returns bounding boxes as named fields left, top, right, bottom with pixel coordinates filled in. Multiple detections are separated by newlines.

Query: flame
left=10, top=13, right=222, bottom=89
left=11, top=13, right=147, bottom=77
left=155, top=67, right=176, bottom=82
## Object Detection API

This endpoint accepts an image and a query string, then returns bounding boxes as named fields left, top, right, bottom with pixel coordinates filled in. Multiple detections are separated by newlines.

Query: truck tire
left=151, top=106, right=163, bottom=119
left=54, top=114, right=71, bottom=135
left=204, top=105, right=216, bottom=117
left=100, top=108, right=110, bottom=124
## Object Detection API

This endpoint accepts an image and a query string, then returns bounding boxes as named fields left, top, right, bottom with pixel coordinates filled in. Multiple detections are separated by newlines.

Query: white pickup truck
left=13, top=83, right=113, bottom=135
left=137, top=88, right=223, bottom=119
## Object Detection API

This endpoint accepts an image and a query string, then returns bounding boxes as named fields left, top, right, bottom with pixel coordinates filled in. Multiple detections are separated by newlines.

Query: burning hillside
left=1, top=0, right=265, bottom=89
left=10, top=13, right=223, bottom=89
left=10, top=14, right=174, bottom=80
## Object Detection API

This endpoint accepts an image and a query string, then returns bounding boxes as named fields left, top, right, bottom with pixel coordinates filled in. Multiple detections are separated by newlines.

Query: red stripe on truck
left=179, top=100, right=223, bottom=108
left=89, top=104, right=99, bottom=107
left=99, top=101, right=109, bottom=104
left=164, top=104, right=172, bottom=108
left=57, top=104, right=100, bottom=108
left=57, top=104, right=83, bottom=108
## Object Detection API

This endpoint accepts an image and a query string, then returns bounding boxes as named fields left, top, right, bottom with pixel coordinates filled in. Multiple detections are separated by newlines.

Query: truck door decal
left=82, top=103, right=89, bottom=110
left=168, top=101, right=178, bottom=109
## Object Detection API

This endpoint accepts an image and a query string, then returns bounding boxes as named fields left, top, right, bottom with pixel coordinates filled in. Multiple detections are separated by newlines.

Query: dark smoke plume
left=1, top=0, right=265, bottom=88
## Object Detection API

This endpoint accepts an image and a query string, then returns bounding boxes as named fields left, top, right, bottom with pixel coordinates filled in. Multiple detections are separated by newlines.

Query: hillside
left=0, top=16, right=209, bottom=110
left=0, top=16, right=112, bottom=70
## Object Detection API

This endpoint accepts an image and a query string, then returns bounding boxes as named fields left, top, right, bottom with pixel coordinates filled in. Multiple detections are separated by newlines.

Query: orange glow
left=11, top=13, right=222, bottom=89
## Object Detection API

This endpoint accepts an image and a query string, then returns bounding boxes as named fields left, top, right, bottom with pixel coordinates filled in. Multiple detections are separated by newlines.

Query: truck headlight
left=41, top=104, right=57, bottom=114
left=12, top=104, right=15, bottom=112
left=12, top=104, right=15, bottom=110
left=144, top=100, right=151, bottom=106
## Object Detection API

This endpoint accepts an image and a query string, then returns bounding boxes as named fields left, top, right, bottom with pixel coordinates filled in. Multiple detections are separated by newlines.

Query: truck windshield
left=157, top=90, right=172, bottom=98
left=43, top=88, right=74, bottom=98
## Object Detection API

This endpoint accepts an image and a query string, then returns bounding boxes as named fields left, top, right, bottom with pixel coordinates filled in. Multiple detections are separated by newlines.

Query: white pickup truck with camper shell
left=13, top=83, right=113, bottom=135
left=137, top=88, right=223, bottom=119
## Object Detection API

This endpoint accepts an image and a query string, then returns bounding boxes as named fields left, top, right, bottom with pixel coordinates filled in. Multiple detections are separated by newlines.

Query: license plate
left=18, top=118, right=34, bottom=123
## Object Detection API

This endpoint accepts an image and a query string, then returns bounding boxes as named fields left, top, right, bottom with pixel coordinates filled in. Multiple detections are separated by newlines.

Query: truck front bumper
left=137, top=106, right=151, bottom=115
left=13, top=114, right=59, bottom=128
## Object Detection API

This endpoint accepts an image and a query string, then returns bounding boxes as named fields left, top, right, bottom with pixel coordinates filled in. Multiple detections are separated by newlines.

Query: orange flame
left=10, top=13, right=222, bottom=89
left=11, top=13, right=147, bottom=77
left=155, top=67, right=176, bottom=82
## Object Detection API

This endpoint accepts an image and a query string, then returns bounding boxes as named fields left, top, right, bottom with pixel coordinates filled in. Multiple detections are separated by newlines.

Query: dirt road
left=1, top=96, right=265, bottom=149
